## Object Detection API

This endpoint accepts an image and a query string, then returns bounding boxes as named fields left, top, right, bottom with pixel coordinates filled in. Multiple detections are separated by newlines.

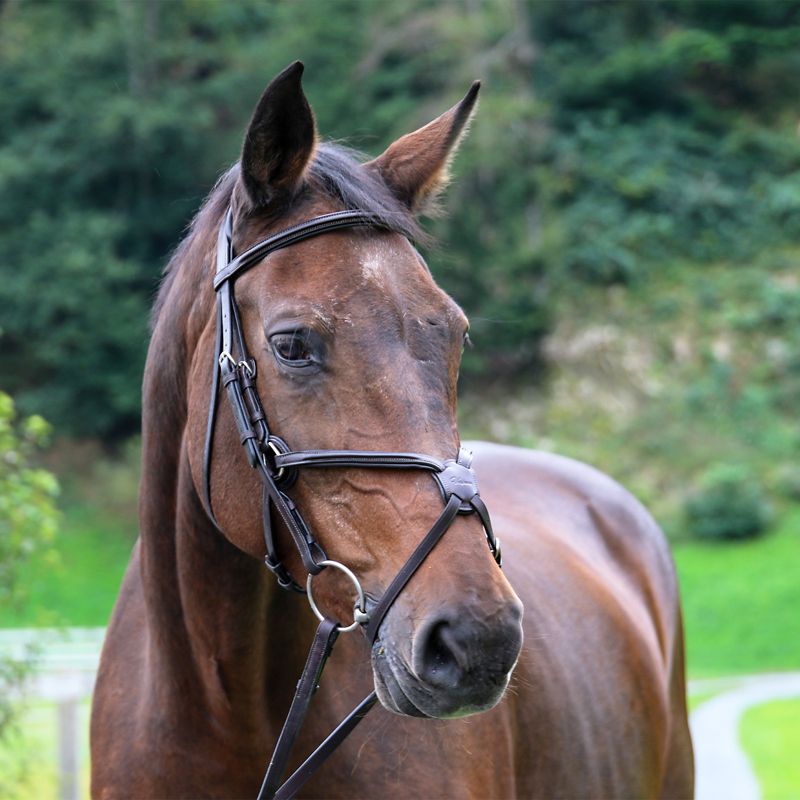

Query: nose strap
left=364, top=493, right=462, bottom=644
left=267, top=445, right=500, bottom=604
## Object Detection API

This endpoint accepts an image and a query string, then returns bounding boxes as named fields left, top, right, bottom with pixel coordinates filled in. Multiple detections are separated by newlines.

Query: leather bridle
left=202, top=206, right=502, bottom=800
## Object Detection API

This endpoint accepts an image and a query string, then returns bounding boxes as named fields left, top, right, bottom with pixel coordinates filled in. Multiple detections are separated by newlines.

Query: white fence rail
left=0, top=628, right=105, bottom=800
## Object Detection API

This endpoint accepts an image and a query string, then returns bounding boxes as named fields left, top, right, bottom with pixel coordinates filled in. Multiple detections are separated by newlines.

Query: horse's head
left=187, top=63, right=522, bottom=719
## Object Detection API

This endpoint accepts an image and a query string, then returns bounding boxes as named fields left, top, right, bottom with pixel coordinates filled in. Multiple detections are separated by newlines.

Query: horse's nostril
left=413, top=607, right=523, bottom=693
left=416, top=618, right=466, bottom=688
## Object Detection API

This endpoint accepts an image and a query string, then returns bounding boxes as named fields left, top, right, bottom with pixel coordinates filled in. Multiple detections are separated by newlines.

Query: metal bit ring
left=306, top=560, right=369, bottom=633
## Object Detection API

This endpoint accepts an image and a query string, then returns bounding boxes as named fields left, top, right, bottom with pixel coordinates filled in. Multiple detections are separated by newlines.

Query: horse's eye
left=269, top=331, right=317, bottom=367
left=463, top=332, right=473, bottom=351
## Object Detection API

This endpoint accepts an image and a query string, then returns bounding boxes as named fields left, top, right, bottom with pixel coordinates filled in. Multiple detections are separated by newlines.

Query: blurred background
left=1, top=1, right=799, bottom=798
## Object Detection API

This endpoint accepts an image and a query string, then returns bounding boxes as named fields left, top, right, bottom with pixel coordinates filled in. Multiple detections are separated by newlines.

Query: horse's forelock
left=150, top=142, right=427, bottom=332
left=307, top=143, right=425, bottom=244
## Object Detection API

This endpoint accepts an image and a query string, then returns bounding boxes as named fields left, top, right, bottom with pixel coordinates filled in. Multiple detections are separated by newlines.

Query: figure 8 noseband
left=203, top=206, right=502, bottom=800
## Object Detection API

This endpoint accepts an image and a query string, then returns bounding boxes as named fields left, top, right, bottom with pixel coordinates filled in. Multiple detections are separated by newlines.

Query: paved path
left=690, top=671, right=800, bottom=800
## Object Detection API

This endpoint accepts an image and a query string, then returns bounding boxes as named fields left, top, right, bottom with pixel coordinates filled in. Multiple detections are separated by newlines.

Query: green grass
left=0, top=440, right=138, bottom=628
left=0, top=504, right=135, bottom=628
left=673, top=508, right=800, bottom=677
left=740, top=698, right=800, bottom=800
left=687, top=688, right=720, bottom=712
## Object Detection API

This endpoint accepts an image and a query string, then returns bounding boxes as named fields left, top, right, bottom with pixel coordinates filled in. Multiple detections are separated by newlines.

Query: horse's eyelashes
left=269, top=330, right=321, bottom=370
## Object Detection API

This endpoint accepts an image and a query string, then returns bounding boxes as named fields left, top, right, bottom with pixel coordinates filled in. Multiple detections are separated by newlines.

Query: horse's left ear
left=366, top=81, right=480, bottom=213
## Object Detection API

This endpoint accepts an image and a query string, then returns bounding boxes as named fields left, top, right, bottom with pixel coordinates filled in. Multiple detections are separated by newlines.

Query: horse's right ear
left=238, top=61, right=317, bottom=210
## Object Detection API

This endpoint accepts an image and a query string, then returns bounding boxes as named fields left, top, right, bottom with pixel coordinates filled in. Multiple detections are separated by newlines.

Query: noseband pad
left=434, top=448, right=480, bottom=511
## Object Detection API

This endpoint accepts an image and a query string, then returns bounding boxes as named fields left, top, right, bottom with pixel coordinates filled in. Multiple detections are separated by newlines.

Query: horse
left=91, top=62, right=693, bottom=799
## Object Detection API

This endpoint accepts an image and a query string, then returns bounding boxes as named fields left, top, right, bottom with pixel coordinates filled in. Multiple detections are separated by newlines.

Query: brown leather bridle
left=202, top=206, right=502, bottom=800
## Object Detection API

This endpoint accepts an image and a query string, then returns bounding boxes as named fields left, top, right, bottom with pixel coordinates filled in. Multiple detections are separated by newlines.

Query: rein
left=203, top=207, right=502, bottom=799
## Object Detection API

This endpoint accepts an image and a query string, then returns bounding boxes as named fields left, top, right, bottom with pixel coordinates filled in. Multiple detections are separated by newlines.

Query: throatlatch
left=204, top=206, right=502, bottom=800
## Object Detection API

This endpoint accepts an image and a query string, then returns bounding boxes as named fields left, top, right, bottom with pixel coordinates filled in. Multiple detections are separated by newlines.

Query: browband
left=213, top=210, right=379, bottom=288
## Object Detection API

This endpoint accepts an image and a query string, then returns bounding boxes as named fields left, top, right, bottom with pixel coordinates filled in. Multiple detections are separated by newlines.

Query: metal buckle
left=261, top=439, right=285, bottom=481
left=218, top=351, right=255, bottom=377
left=218, top=350, right=237, bottom=370
left=492, top=536, right=502, bottom=567
left=306, top=560, right=369, bottom=633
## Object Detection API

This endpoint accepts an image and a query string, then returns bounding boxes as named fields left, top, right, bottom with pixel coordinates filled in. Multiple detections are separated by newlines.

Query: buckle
left=264, top=555, right=305, bottom=594
left=259, top=436, right=296, bottom=487
left=218, top=351, right=256, bottom=377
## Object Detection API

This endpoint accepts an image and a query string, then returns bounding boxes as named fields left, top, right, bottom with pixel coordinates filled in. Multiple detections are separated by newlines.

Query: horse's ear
left=238, top=61, right=317, bottom=209
left=366, top=81, right=480, bottom=213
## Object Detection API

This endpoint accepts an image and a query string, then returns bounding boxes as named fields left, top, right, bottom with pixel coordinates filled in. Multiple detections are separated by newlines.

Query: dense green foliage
left=3, top=0, right=800, bottom=435
left=0, top=436, right=138, bottom=628
left=0, top=393, right=58, bottom=617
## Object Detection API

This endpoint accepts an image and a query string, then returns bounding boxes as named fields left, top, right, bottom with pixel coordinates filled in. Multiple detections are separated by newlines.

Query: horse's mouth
left=370, top=639, right=510, bottom=719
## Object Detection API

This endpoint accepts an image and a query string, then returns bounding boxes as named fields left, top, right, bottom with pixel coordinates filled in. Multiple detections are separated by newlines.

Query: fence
left=0, top=628, right=105, bottom=800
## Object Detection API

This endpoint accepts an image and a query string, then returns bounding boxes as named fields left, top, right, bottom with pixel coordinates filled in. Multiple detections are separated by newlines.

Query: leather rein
left=202, top=206, right=502, bottom=799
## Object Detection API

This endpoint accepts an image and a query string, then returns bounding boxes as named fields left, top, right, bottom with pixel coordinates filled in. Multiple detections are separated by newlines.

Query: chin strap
left=257, top=618, right=378, bottom=800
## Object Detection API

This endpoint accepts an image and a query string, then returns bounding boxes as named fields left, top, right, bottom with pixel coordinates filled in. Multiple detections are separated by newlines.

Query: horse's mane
left=151, top=142, right=423, bottom=329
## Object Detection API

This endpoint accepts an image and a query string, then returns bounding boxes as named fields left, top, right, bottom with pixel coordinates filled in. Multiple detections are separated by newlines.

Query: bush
left=774, top=464, right=800, bottom=503
left=0, top=392, right=58, bottom=746
left=685, top=463, right=771, bottom=541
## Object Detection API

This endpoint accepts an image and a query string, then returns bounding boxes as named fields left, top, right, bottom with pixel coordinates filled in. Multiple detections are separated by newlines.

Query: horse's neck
left=138, top=431, right=311, bottom=734
left=137, top=277, right=309, bottom=736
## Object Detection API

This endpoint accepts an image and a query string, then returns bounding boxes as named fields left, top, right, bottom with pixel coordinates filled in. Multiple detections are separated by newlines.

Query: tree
left=4, top=0, right=800, bottom=435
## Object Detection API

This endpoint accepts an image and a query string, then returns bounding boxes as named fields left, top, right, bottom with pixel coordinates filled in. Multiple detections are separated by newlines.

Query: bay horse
left=91, top=62, right=693, bottom=799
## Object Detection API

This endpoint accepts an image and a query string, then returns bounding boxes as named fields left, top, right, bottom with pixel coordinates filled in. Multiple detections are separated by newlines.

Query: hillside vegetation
left=460, top=253, right=800, bottom=675
left=3, top=0, right=800, bottom=441
left=461, top=250, right=800, bottom=537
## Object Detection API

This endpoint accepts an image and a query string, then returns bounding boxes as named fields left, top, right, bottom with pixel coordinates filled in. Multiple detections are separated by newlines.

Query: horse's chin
left=371, top=641, right=510, bottom=720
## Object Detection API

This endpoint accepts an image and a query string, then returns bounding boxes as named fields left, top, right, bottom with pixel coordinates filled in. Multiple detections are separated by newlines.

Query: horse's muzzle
left=371, top=600, right=523, bottom=718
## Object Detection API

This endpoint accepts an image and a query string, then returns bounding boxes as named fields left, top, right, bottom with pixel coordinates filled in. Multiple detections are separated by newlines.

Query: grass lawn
left=673, top=507, right=800, bottom=677
left=0, top=440, right=138, bottom=629
left=740, top=698, right=800, bottom=800
left=0, top=502, right=135, bottom=628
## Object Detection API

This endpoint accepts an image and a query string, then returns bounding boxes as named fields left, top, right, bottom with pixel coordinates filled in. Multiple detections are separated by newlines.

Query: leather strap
left=202, top=303, right=224, bottom=529
left=273, top=692, right=378, bottom=800
left=365, top=494, right=462, bottom=644
left=257, top=618, right=341, bottom=800
left=274, top=450, right=444, bottom=472
left=214, top=210, right=379, bottom=288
